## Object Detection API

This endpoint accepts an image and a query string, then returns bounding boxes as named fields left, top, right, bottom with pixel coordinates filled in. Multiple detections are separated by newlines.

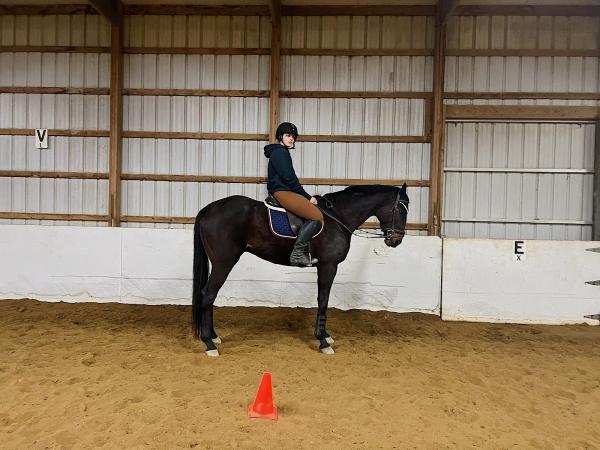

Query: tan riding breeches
left=272, top=191, right=324, bottom=223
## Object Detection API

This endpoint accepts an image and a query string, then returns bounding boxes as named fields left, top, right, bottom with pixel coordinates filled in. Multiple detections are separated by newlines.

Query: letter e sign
left=35, top=129, right=48, bottom=149
left=513, top=240, right=526, bottom=261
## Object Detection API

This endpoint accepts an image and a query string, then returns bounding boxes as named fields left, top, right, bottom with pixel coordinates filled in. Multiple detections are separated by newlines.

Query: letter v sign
left=35, top=129, right=48, bottom=149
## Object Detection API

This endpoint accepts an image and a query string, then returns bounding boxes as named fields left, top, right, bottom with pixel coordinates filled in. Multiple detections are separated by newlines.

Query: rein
left=316, top=190, right=409, bottom=239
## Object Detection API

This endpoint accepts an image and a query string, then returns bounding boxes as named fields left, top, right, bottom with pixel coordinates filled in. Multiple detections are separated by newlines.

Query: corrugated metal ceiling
left=1, top=0, right=599, bottom=6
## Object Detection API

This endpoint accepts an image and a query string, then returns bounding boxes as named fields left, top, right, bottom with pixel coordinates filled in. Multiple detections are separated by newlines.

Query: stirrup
left=290, top=250, right=318, bottom=267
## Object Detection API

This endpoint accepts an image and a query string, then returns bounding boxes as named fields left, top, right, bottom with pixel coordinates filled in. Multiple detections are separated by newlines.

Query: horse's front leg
left=315, top=263, right=338, bottom=354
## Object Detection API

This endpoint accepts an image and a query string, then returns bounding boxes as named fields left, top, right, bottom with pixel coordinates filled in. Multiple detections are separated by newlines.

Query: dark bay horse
left=193, top=184, right=409, bottom=356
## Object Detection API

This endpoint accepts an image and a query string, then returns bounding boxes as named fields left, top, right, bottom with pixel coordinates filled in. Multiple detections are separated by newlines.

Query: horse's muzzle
left=384, top=231, right=405, bottom=248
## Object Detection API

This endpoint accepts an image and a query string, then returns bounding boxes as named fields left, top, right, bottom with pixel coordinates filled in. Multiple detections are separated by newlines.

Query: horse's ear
left=401, top=183, right=407, bottom=191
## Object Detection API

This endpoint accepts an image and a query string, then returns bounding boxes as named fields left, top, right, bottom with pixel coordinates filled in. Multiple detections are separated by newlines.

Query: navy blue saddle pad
left=264, top=196, right=323, bottom=239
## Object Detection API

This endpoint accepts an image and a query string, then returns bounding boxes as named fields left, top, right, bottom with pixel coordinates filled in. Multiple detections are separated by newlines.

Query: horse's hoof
left=320, top=346, right=335, bottom=355
left=205, top=349, right=220, bottom=357
left=212, top=337, right=222, bottom=344
left=325, top=336, right=334, bottom=345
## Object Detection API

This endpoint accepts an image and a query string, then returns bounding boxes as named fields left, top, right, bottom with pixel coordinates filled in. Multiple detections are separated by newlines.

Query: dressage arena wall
left=0, top=10, right=598, bottom=322
left=1, top=224, right=599, bottom=326
left=0, top=224, right=442, bottom=314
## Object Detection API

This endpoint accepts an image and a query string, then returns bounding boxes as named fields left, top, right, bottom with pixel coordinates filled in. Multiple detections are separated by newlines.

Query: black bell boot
left=290, top=220, right=322, bottom=267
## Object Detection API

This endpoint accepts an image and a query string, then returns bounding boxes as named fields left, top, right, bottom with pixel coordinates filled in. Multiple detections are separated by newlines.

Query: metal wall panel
left=443, top=122, right=594, bottom=240
left=277, top=15, right=434, bottom=235
left=121, top=15, right=272, bottom=229
left=0, top=15, right=110, bottom=226
left=0, top=136, right=109, bottom=227
left=119, top=15, right=431, bottom=233
left=442, top=15, right=598, bottom=241
left=281, top=15, right=434, bottom=93
left=445, top=16, right=600, bottom=104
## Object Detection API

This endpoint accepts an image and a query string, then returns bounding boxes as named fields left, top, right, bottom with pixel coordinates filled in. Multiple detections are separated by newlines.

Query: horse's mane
left=321, top=184, right=409, bottom=208
left=342, top=185, right=400, bottom=194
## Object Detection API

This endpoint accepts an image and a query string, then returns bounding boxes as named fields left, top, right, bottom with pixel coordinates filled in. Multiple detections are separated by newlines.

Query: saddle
left=264, top=195, right=323, bottom=239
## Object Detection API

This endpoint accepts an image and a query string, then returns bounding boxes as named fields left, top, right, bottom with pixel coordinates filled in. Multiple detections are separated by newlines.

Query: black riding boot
left=290, top=220, right=321, bottom=267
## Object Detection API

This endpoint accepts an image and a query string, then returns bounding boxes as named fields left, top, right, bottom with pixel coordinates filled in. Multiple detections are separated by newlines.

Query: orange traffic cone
left=248, top=372, right=278, bottom=420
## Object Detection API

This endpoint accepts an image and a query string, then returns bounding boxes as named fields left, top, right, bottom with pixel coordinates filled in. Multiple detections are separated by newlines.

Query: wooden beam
left=0, top=171, right=108, bottom=180
left=0, top=128, right=109, bottom=137
left=0, top=212, right=108, bottom=222
left=284, top=5, right=436, bottom=16
left=123, top=88, right=269, bottom=97
left=594, top=119, right=600, bottom=240
left=0, top=129, right=428, bottom=143
left=88, top=0, right=118, bottom=25
left=123, top=89, right=430, bottom=99
left=120, top=215, right=428, bottom=231
left=446, top=49, right=600, bottom=57
left=123, top=5, right=270, bottom=16
left=0, top=46, right=109, bottom=54
left=282, top=48, right=433, bottom=57
left=133, top=131, right=403, bottom=143
left=454, top=5, right=600, bottom=16
left=5, top=46, right=595, bottom=58
left=108, top=0, right=123, bottom=227
left=424, top=98, right=433, bottom=137
left=124, top=47, right=270, bottom=55
left=0, top=170, right=430, bottom=188
left=301, top=135, right=430, bottom=143
left=445, top=105, right=600, bottom=121
left=0, top=87, right=110, bottom=95
left=445, top=92, right=600, bottom=101
left=121, top=4, right=435, bottom=16
left=282, top=91, right=432, bottom=99
left=0, top=5, right=95, bottom=15
left=269, top=0, right=281, bottom=144
left=122, top=131, right=268, bottom=140
left=428, top=0, right=448, bottom=237
left=8, top=88, right=600, bottom=102
left=5, top=4, right=598, bottom=18
left=120, top=174, right=429, bottom=187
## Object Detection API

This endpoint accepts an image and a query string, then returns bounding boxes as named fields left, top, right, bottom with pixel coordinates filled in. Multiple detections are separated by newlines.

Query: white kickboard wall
left=0, top=225, right=442, bottom=315
left=2, top=225, right=599, bottom=325
left=442, top=238, right=600, bottom=325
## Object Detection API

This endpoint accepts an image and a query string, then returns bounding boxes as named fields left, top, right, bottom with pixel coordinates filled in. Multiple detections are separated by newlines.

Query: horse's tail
left=192, top=214, right=209, bottom=340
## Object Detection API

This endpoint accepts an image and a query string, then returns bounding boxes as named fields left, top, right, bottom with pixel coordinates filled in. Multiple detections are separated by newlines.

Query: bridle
left=383, top=189, right=409, bottom=240
left=317, top=189, right=409, bottom=239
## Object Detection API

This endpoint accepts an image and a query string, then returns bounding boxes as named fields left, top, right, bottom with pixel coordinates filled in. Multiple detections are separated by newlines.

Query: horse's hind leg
left=315, top=263, right=338, bottom=354
left=200, top=258, right=240, bottom=356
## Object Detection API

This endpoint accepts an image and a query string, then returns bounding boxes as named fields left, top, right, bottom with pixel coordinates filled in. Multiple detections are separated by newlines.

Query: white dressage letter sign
left=35, top=129, right=48, bottom=149
left=513, top=240, right=526, bottom=261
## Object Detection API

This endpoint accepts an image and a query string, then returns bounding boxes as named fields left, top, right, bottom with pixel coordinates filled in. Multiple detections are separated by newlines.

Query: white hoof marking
left=205, top=349, right=220, bottom=357
left=212, top=337, right=222, bottom=344
left=320, top=346, right=335, bottom=355
left=325, top=336, right=334, bottom=345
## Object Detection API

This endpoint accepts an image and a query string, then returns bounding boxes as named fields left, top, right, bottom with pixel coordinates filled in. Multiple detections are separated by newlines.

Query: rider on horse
left=264, top=122, right=324, bottom=267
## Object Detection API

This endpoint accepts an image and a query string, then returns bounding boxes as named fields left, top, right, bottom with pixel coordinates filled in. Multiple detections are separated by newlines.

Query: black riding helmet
left=276, top=122, right=298, bottom=142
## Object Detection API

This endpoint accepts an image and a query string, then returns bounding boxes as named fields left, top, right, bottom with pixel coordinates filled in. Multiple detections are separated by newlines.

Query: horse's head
left=374, top=183, right=409, bottom=248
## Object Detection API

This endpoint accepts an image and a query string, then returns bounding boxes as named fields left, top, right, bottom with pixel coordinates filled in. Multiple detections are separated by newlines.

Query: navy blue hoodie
left=264, top=144, right=311, bottom=200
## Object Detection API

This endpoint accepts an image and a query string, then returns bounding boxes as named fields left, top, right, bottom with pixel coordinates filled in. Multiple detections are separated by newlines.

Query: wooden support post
left=108, top=0, right=123, bottom=227
left=269, top=0, right=281, bottom=143
left=594, top=120, right=600, bottom=240
left=428, top=1, right=451, bottom=236
left=88, top=0, right=118, bottom=25
left=440, top=0, right=460, bottom=25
